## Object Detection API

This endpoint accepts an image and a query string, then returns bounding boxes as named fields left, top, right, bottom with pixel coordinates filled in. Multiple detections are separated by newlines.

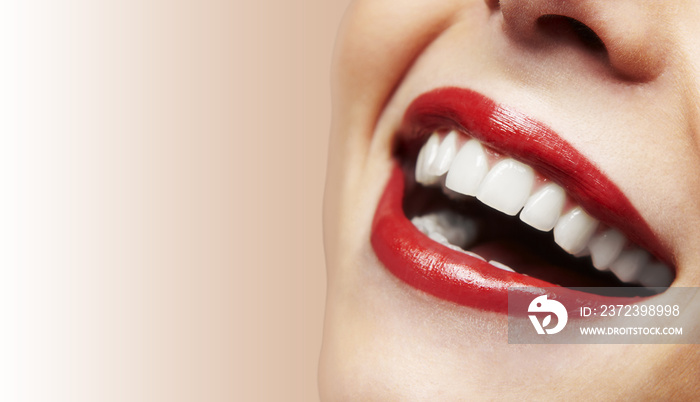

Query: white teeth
left=476, top=159, right=535, bottom=216
left=637, top=261, right=673, bottom=287
left=609, top=249, right=649, bottom=283
left=445, top=140, right=489, bottom=196
left=574, top=248, right=591, bottom=257
left=433, top=211, right=477, bottom=248
left=411, top=211, right=477, bottom=250
left=428, top=231, right=449, bottom=243
left=415, top=133, right=441, bottom=185
left=428, top=231, right=454, bottom=250
left=588, top=229, right=626, bottom=271
left=519, top=183, right=566, bottom=231
left=415, top=147, right=427, bottom=183
left=429, top=233, right=466, bottom=252
left=428, top=131, right=458, bottom=176
left=553, top=207, right=599, bottom=254
left=413, top=133, right=667, bottom=286
left=412, top=213, right=487, bottom=258
left=464, top=250, right=486, bottom=261
left=489, top=260, right=515, bottom=272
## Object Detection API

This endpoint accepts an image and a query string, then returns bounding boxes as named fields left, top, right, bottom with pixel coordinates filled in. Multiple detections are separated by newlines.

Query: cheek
left=326, top=0, right=476, bottom=248
left=332, top=0, right=471, bottom=129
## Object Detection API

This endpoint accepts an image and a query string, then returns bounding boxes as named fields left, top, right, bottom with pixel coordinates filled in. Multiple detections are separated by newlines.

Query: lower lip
left=371, top=165, right=646, bottom=314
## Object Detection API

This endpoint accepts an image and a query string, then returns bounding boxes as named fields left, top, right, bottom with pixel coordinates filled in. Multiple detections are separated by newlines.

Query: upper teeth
left=414, top=131, right=673, bottom=287
left=553, top=206, right=598, bottom=255
left=520, top=183, right=565, bottom=231
left=476, top=158, right=535, bottom=216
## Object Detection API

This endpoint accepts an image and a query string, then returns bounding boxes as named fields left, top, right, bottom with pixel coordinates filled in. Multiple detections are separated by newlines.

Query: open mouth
left=371, top=87, right=675, bottom=313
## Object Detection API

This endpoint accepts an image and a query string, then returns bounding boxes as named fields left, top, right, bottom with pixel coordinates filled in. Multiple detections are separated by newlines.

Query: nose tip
left=497, top=0, right=670, bottom=82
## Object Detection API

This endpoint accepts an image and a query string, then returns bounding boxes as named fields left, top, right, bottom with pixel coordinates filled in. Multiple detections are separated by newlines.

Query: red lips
left=370, top=87, right=670, bottom=313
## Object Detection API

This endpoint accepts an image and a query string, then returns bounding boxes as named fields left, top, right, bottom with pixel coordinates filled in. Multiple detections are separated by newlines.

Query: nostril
left=499, top=0, right=668, bottom=82
left=485, top=0, right=500, bottom=10
left=537, top=15, right=606, bottom=53
left=563, top=17, right=605, bottom=52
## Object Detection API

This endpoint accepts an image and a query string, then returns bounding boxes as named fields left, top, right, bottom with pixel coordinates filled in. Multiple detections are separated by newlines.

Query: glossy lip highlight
left=371, top=87, right=674, bottom=313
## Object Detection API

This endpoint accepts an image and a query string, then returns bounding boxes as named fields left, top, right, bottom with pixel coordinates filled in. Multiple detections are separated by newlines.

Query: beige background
left=0, top=0, right=349, bottom=400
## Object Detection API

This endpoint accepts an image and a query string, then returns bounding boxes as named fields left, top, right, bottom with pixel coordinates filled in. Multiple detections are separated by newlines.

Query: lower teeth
left=411, top=211, right=477, bottom=251
left=410, top=212, right=520, bottom=273
left=406, top=187, right=669, bottom=290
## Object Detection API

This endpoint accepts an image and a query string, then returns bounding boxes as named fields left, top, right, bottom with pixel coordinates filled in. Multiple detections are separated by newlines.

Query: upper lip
left=371, top=87, right=674, bottom=313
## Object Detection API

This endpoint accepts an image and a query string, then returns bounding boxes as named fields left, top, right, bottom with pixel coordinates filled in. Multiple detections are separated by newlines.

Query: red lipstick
left=371, top=87, right=672, bottom=313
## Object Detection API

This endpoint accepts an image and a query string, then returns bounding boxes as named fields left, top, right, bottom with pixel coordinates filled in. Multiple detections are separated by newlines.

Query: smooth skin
left=321, top=0, right=700, bottom=400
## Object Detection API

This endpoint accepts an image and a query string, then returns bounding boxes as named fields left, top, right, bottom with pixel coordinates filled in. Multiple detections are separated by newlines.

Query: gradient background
left=0, top=0, right=349, bottom=400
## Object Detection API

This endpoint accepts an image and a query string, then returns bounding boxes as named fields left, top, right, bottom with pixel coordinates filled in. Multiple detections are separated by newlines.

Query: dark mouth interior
left=398, top=140, right=657, bottom=297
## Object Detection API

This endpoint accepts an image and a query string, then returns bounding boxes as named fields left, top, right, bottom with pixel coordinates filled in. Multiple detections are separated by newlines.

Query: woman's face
left=321, top=0, right=700, bottom=399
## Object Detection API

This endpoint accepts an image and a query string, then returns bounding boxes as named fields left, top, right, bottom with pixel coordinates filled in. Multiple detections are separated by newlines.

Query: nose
left=496, top=0, right=670, bottom=82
